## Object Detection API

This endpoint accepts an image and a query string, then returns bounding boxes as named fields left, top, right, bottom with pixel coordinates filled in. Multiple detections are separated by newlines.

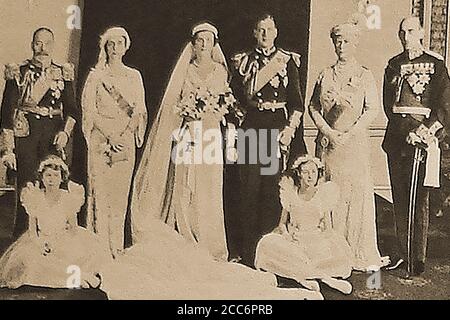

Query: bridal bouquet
left=176, top=86, right=237, bottom=122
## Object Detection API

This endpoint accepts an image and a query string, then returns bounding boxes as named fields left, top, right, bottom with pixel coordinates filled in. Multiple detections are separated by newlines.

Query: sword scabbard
left=407, top=146, right=423, bottom=276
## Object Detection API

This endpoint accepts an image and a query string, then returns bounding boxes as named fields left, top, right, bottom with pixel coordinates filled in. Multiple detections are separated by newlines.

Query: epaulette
left=290, top=52, right=302, bottom=68
left=4, top=62, right=24, bottom=80
left=279, top=49, right=301, bottom=68
left=425, top=50, right=445, bottom=61
left=231, top=52, right=249, bottom=71
left=58, top=62, right=75, bottom=81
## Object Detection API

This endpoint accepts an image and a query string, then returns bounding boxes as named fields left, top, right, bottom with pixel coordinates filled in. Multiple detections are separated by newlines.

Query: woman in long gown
left=131, top=23, right=238, bottom=261
left=81, top=27, right=147, bottom=258
left=99, top=23, right=322, bottom=300
left=0, top=156, right=110, bottom=289
left=308, top=23, right=389, bottom=271
left=255, top=155, right=353, bottom=294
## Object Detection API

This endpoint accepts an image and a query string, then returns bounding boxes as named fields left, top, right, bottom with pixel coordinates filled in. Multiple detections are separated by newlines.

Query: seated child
left=0, top=155, right=111, bottom=289
left=255, top=155, right=353, bottom=294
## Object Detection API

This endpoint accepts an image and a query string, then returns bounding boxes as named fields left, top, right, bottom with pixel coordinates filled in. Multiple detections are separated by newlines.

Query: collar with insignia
left=29, top=59, right=58, bottom=71
left=28, top=59, right=41, bottom=71
left=31, top=59, right=49, bottom=69
left=256, top=46, right=277, bottom=57
left=406, top=46, right=424, bottom=61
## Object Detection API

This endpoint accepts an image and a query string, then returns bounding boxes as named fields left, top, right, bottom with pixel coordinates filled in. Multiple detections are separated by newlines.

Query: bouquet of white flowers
left=176, top=85, right=237, bottom=122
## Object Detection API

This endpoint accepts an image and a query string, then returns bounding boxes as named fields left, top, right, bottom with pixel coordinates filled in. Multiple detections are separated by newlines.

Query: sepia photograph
left=0, top=0, right=448, bottom=305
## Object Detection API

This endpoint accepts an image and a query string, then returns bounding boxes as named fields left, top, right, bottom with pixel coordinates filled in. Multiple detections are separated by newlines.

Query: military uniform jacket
left=230, top=47, right=304, bottom=125
left=0, top=59, right=79, bottom=135
left=383, top=51, right=450, bottom=154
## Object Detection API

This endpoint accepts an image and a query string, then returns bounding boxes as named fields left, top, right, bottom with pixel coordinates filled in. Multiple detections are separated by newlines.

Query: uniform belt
left=19, top=106, right=62, bottom=118
left=257, top=101, right=287, bottom=112
left=392, top=106, right=431, bottom=118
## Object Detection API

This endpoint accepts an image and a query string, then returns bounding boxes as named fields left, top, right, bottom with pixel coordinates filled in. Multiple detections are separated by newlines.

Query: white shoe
left=386, top=258, right=404, bottom=271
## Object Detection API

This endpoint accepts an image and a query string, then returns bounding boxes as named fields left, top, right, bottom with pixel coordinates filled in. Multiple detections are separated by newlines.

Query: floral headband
left=38, top=156, right=69, bottom=174
left=291, top=155, right=324, bottom=171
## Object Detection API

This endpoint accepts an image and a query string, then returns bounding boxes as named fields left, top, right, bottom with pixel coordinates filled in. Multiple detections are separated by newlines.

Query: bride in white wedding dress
left=99, top=23, right=322, bottom=300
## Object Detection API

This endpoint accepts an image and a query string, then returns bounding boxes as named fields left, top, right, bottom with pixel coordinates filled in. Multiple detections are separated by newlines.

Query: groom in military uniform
left=230, top=15, right=307, bottom=267
left=0, top=27, right=79, bottom=238
left=383, top=17, right=450, bottom=276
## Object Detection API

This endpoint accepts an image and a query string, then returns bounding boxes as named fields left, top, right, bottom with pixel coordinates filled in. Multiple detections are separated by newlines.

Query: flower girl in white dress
left=0, top=156, right=111, bottom=289
left=255, top=155, right=354, bottom=294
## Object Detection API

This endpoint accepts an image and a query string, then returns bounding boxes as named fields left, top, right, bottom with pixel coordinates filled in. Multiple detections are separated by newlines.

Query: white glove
left=406, top=131, right=423, bottom=146
left=226, top=147, right=239, bottom=163
left=2, top=152, right=17, bottom=171
left=54, top=131, right=69, bottom=151
left=278, top=126, right=296, bottom=147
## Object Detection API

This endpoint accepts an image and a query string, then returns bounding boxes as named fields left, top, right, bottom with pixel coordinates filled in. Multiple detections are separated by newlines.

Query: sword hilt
left=413, top=147, right=426, bottom=161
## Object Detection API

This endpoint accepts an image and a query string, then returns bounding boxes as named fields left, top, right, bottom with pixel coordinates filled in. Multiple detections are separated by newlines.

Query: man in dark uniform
left=230, top=15, right=307, bottom=267
left=0, top=27, right=79, bottom=238
left=383, top=17, right=450, bottom=276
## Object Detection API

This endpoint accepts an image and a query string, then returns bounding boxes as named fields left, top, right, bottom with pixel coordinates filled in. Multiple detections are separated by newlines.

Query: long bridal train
left=99, top=217, right=323, bottom=300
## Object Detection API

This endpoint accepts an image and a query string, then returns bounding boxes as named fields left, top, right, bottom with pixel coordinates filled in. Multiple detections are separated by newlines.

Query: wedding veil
left=130, top=23, right=228, bottom=243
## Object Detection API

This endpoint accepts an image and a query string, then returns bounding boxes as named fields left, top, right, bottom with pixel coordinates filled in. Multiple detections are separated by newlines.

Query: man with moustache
left=383, top=17, right=450, bottom=277
left=230, top=15, right=307, bottom=267
left=0, top=27, right=79, bottom=238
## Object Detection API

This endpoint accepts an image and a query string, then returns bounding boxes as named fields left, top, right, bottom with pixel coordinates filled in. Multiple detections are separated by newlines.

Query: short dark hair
left=37, top=155, right=70, bottom=189
left=33, top=27, right=55, bottom=42
left=254, top=14, right=277, bottom=30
